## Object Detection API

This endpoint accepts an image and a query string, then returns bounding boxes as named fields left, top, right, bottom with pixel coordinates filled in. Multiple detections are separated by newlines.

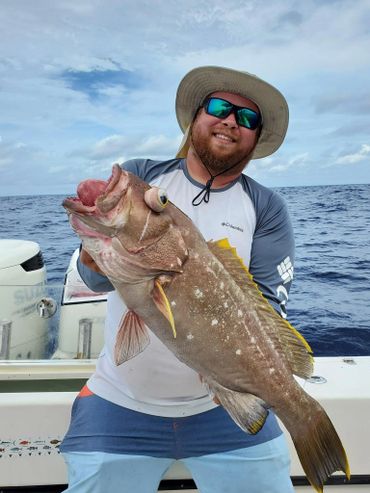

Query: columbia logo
left=277, top=257, right=294, bottom=284
left=221, top=222, right=244, bottom=232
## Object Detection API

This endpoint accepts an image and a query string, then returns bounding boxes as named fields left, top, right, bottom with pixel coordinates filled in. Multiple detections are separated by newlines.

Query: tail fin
left=290, top=402, right=350, bottom=493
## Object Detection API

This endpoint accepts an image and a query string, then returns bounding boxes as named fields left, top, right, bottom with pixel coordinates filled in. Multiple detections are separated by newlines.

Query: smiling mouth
left=213, top=132, right=236, bottom=144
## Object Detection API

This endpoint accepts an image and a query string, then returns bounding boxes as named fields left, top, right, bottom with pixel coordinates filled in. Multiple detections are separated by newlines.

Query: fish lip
left=62, top=197, right=96, bottom=214
left=62, top=164, right=127, bottom=214
left=69, top=214, right=111, bottom=239
left=105, top=164, right=122, bottom=194
left=96, top=165, right=130, bottom=214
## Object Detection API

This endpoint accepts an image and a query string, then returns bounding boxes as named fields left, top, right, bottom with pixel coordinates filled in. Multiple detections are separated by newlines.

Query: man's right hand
left=80, top=248, right=105, bottom=275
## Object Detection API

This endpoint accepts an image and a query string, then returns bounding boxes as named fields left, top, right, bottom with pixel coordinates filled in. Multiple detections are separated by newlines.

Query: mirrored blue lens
left=204, top=98, right=260, bottom=130
left=237, top=108, right=260, bottom=130
left=207, top=98, right=232, bottom=118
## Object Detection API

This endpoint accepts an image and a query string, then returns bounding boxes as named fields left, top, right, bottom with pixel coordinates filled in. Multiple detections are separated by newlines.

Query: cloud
left=138, top=134, right=183, bottom=155
left=89, top=135, right=132, bottom=160
left=0, top=156, right=12, bottom=168
left=278, top=10, right=304, bottom=27
left=60, top=132, right=183, bottom=181
left=315, top=92, right=370, bottom=115
left=336, top=144, right=370, bottom=164
left=1, top=0, right=370, bottom=193
left=86, top=133, right=182, bottom=163
left=328, top=121, right=370, bottom=138
left=0, top=137, right=42, bottom=169
left=251, top=152, right=310, bottom=173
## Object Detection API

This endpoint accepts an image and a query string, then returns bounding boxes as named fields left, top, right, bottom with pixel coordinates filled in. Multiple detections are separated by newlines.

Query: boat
left=0, top=240, right=369, bottom=492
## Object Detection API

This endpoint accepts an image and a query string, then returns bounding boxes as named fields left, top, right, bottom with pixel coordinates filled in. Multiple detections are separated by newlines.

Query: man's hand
left=80, top=248, right=105, bottom=275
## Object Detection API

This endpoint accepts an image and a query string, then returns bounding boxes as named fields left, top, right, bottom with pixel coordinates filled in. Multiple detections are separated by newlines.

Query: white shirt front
left=87, top=165, right=257, bottom=417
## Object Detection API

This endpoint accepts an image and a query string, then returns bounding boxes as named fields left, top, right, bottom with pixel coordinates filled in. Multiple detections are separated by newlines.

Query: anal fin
left=204, top=379, right=268, bottom=434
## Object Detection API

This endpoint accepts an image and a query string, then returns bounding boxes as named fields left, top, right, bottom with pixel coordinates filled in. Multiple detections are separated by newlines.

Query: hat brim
left=175, top=66, right=288, bottom=159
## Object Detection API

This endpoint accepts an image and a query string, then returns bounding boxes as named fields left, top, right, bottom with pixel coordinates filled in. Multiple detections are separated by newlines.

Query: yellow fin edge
left=214, top=238, right=313, bottom=357
left=154, top=280, right=177, bottom=338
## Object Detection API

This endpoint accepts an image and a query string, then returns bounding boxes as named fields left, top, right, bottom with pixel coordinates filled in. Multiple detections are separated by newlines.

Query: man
left=61, top=66, right=295, bottom=493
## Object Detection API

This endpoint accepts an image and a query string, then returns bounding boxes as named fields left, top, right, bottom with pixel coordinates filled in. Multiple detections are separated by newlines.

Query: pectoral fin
left=114, top=310, right=150, bottom=365
left=152, top=280, right=176, bottom=338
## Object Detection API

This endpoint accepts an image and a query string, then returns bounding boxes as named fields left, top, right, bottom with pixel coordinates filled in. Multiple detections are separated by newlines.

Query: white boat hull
left=0, top=356, right=369, bottom=491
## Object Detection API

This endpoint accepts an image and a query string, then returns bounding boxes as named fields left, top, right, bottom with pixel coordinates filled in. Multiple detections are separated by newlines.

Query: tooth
left=215, top=133, right=232, bottom=142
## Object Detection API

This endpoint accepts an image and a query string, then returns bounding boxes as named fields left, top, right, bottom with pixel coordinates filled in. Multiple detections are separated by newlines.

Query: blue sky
left=0, top=0, right=369, bottom=195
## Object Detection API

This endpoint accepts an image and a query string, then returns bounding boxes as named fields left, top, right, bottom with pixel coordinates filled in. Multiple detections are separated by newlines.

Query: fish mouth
left=63, top=164, right=126, bottom=214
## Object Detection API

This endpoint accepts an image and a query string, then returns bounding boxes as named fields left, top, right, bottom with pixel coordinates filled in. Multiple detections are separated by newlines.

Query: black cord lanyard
left=192, top=161, right=240, bottom=206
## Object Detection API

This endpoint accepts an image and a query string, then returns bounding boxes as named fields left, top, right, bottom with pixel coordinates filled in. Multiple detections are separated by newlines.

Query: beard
left=190, top=123, right=255, bottom=176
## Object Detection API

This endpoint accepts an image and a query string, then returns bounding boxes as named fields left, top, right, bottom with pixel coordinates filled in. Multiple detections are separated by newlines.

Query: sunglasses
left=202, top=97, right=261, bottom=130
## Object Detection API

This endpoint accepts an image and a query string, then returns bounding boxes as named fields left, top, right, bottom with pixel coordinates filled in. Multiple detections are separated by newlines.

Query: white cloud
left=171, top=2, right=370, bottom=81
left=251, top=152, right=309, bottom=174
left=1, top=0, right=370, bottom=194
left=138, top=134, right=182, bottom=156
left=0, top=138, right=44, bottom=169
left=336, top=144, right=370, bottom=165
left=90, top=135, right=132, bottom=160
left=57, top=132, right=183, bottom=180
left=88, top=133, right=182, bottom=162
left=0, top=157, right=12, bottom=169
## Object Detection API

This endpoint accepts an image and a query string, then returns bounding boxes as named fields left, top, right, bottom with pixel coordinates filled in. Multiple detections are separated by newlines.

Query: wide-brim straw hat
left=175, top=66, right=289, bottom=159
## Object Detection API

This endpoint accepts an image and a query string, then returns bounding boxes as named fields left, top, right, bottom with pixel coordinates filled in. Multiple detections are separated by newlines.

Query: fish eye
left=144, top=187, right=169, bottom=212
left=158, top=190, right=168, bottom=206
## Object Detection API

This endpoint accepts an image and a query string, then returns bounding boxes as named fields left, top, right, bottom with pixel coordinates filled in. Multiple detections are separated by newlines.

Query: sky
left=0, top=0, right=370, bottom=196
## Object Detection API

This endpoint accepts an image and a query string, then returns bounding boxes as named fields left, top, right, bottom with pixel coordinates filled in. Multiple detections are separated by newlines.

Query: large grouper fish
left=63, top=164, right=349, bottom=492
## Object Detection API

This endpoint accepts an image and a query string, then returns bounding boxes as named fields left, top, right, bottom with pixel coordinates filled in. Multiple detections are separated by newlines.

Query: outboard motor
left=0, top=240, right=48, bottom=359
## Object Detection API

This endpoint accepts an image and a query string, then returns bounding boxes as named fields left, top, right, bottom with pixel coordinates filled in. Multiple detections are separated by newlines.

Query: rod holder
left=0, top=320, right=12, bottom=360
left=77, top=318, right=92, bottom=359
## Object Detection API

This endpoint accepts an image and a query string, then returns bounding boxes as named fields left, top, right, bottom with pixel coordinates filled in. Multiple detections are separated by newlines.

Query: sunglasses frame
left=202, top=97, right=262, bottom=130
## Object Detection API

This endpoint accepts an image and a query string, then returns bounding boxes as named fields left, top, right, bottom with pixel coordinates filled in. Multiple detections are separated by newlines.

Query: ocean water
left=0, top=183, right=369, bottom=357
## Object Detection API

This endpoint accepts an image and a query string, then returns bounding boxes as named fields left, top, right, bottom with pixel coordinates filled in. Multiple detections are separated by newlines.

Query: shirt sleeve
left=249, top=192, right=295, bottom=318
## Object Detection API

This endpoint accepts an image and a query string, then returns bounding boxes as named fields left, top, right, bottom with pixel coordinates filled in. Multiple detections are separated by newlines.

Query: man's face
left=190, top=91, right=261, bottom=174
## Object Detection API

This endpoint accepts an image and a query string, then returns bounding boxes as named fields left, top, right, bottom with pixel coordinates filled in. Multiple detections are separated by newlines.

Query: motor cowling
left=0, top=240, right=48, bottom=359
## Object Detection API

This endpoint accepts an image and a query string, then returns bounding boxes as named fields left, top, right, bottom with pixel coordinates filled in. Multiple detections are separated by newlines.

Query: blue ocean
left=0, top=183, right=369, bottom=357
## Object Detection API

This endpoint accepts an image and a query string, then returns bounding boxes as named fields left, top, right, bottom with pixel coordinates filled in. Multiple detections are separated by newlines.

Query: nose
left=220, top=110, right=237, bottom=128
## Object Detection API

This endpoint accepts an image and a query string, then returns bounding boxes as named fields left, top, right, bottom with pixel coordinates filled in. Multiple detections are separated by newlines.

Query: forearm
left=77, top=254, right=114, bottom=292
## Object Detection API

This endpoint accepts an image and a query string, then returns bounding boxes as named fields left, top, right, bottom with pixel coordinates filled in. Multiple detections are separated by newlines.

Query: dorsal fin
left=207, top=238, right=314, bottom=379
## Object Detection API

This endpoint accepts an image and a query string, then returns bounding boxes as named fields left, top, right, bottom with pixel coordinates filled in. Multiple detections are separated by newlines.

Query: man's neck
left=185, top=149, right=246, bottom=189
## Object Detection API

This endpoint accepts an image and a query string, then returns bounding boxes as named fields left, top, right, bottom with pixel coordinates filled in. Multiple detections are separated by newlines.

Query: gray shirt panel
left=240, top=174, right=295, bottom=314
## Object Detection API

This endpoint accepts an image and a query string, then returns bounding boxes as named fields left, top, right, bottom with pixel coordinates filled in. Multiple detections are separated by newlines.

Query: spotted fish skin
left=63, top=164, right=350, bottom=493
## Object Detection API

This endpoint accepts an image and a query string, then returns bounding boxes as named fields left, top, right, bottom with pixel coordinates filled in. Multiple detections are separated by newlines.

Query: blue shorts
left=62, top=435, right=294, bottom=493
left=60, top=387, right=282, bottom=457
left=61, top=388, right=293, bottom=492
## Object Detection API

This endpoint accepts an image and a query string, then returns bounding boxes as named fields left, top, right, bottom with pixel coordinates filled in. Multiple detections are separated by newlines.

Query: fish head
left=63, top=164, right=189, bottom=280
